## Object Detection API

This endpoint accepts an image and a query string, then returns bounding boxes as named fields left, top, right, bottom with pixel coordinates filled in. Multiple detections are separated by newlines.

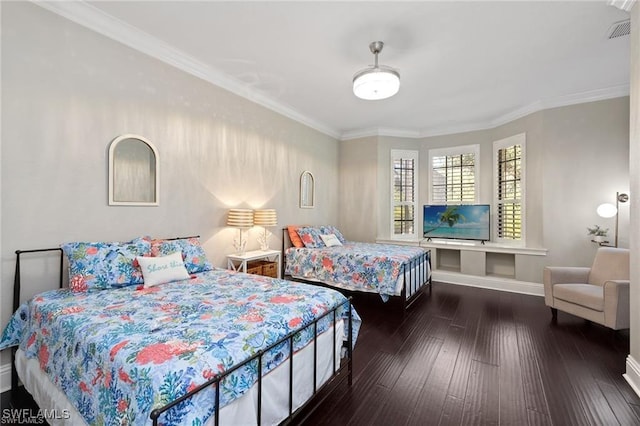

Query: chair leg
left=550, top=308, right=557, bottom=320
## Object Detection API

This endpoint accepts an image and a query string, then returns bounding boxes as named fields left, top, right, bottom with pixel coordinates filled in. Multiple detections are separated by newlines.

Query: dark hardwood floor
left=2, top=282, right=639, bottom=425
left=302, top=282, right=640, bottom=426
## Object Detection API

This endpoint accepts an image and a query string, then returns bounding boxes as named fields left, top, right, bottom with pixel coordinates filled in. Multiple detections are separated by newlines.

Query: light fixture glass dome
left=353, top=66, right=400, bottom=100
left=596, top=203, right=617, bottom=218
left=353, top=41, right=400, bottom=101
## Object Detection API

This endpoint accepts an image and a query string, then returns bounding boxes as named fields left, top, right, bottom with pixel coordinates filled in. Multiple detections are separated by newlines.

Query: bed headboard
left=10, top=234, right=204, bottom=394
left=282, top=227, right=293, bottom=252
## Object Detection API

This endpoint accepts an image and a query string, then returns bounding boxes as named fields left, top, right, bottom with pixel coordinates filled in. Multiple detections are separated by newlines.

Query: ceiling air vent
left=607, top=19, right=630, bottom=39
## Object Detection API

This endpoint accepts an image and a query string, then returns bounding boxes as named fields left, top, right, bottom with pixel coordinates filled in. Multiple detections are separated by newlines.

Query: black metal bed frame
left=281, top=228, right=432, bottom=312
left=10, top=240, right=354, bottom=425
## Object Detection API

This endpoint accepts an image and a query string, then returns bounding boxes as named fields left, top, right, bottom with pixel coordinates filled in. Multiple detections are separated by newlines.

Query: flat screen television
left=423, top=204, right=490, bottom=242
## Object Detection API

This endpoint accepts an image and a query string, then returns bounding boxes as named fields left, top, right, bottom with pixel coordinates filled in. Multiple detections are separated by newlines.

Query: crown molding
left=341, top=127, right=422, bottom=141
left=341, top=84, right=629, bottom=140
left=33, top=0, right=342, bottom=140
left=33, top=1, right=631, bottom=143
left=488, top=84, right=630, bottom=130
left=607, top=0, right=636, bottom=12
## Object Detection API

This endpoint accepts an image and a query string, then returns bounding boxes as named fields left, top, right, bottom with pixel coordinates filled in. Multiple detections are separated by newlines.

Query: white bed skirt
left=16, top=320, right=344, bottom=426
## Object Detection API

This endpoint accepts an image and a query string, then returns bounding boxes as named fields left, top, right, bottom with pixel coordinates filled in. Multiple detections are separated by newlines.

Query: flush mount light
left=353, top=41, right=400, bottom=100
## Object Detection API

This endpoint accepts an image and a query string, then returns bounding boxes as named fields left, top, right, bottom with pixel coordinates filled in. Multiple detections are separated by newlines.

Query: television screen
left=423, top=204, right=490, bottom=241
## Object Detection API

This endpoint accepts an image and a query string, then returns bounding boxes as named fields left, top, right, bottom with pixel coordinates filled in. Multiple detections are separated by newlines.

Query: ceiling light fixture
left=353, top=41, right=400, bottom=101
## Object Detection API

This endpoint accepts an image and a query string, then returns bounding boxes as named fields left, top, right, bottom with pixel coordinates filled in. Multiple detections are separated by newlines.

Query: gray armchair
left=543, top=247, right=630, bottom=330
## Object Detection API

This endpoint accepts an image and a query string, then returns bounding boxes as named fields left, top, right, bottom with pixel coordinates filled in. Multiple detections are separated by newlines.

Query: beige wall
left=338, top=137, right=378, bottom=242
left=341, top=96, right=630, bottom=276
left=538, top=99, right=630, bottom=266
left=0, top=3, right=339, bottom=376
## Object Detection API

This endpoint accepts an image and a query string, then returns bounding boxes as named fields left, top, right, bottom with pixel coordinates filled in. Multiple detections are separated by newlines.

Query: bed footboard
left=150, top=300, right=353, bottom=425
left=399, top=249, right=432, bottom=312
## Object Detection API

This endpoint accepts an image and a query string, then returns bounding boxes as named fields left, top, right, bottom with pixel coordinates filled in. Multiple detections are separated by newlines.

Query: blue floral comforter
left=285, top=242, right=427, bottom=300
left=0, top=269, right=360, bottom=425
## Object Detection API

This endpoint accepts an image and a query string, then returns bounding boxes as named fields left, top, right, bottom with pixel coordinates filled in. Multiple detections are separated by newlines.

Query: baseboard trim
left=1, top=362, right=11, bottom=393
left=624, top=355, right=640, bottom=398
left=432, top=270, right=544, bottom=296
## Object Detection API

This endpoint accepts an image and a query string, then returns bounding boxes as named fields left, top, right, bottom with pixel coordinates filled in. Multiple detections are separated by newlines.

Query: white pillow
left=137, top=252, right=191, bottom=288
left=320, top=233, right=342, bottom=247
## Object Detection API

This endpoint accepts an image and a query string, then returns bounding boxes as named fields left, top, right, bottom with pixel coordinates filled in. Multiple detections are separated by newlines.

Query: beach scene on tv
left=423, top=204, right=490, bottom=241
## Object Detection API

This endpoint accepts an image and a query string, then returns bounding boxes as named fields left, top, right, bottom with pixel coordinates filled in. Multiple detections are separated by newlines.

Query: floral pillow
left=296, top=227, right=326, bottom=248
left=320, top=225, right=347, bottom=244
left=150, top=237, right=213, bottom=274
left=61, top=237, right=151, bottom=292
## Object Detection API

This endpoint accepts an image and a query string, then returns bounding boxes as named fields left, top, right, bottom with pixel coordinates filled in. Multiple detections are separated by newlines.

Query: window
left=428, top=145, right=480, bottom=204
left=494, top=133, right=525, bottom=243
left=391, top=150, right=419, bottom=239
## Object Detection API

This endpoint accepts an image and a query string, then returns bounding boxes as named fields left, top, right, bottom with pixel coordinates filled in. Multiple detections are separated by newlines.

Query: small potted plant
left=587, top=225, right=609, bottom=243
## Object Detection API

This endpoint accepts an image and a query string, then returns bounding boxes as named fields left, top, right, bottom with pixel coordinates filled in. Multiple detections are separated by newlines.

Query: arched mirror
left=108, top=134, right=159, bottom=206
left=300, top=171, right=315, bottom=209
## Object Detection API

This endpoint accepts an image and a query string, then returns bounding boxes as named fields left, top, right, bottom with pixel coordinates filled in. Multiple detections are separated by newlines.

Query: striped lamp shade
left=253, top=209, right=277, bottom=227
left=227, top=209, right=254, bottom=229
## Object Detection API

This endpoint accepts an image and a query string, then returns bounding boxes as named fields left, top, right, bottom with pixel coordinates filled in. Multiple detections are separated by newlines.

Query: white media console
left=376, top=238, right=548, bottom=296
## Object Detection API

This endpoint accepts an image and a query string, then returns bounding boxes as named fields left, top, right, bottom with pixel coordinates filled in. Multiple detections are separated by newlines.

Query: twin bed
left=1, top=228, right=430, bottom=425
left=283, top=225, right=431, bottom=310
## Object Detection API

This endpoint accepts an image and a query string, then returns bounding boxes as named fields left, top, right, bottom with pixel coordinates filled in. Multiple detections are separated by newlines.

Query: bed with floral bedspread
left=285, top=240, right=429, bottom=302
left=0, top=268, right=360, bottom=425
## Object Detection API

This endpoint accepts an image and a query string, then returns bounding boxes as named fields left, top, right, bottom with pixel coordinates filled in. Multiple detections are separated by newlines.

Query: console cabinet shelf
left=376, top=239, right=547, bottom=296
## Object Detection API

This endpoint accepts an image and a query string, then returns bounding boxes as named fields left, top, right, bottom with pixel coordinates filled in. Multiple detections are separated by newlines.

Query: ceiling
left=42, top=1, right=631, bottom=140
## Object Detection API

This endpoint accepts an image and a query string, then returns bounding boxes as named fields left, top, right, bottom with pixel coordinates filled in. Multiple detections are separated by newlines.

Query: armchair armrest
left=543, top=266, right=591, bottom=307
left=603, top=280, right=630, bottom=329
left=544, top=266, right=591, bottom=285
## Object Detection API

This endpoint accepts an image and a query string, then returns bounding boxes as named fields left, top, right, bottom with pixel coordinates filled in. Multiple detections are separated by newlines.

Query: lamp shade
left=253, top=209, right=277, bottom=227
left=353, top=66, right=400, bottom=100
left=227, top=209, right=254, bottom=228
left=596, top=203, right=617, bottom=218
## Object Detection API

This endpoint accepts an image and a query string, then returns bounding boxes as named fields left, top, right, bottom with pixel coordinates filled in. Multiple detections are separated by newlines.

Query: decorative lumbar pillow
left=320, top=225, right=347, bottom=244
left=320, top=233, right=343, bottom=247
left=61, top=237, right=151, bottom=292
left=288, top=225, right=305, bottom=248
left=150, top=237, right=213, bottom=274
left=137, top=252, right=191, bottom=288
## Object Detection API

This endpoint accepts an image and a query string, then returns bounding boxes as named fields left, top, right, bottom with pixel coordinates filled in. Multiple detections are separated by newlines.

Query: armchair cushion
left=553, top=284, right=603, bottom=311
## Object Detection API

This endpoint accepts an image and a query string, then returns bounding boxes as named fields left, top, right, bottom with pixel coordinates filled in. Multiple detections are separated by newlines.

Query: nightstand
left=227, top=249, right=282, bottom=279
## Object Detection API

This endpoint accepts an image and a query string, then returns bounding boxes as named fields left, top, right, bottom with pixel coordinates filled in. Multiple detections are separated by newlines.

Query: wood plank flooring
left=2, top=282, right=638, bottom=425
left=301, top=282, right=640, bottom=426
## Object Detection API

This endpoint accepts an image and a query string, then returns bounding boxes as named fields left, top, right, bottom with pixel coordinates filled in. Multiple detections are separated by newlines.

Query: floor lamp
left=596, top=192, right=629, bottom=247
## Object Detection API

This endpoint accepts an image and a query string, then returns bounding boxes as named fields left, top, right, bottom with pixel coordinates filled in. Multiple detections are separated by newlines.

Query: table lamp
left=227, top=209, right=253, bottom=254
left=253, top=209, right=277, bottom=250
